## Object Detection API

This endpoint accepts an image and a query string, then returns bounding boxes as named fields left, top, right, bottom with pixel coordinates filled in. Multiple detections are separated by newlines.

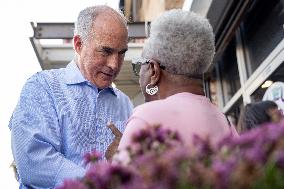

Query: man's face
left=75, top=14, right=128, bottom=89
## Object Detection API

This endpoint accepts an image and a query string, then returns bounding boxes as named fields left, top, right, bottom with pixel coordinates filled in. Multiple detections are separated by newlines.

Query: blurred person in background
left=238, top=100, right=283, bottom=133
left=8, top=5, right=133, bottom=189
left=262, top=81, right=284, bottom=112
left=118, top=9, right=238, bottom=154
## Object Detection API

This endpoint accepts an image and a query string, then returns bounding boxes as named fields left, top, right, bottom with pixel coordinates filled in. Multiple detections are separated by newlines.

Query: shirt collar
left=64, top=61, right=86, bottom=85
left=102, top=86, right=118, bottom=97
left=64, top=61, right=118, bottom=97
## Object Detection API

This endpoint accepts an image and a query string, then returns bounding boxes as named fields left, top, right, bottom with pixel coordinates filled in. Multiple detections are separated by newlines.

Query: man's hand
left=105, top=123, right=122, bottom=160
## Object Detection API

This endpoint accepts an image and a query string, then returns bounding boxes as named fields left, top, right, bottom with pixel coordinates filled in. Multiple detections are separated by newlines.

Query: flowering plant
left=57, top=122, right=284, bottom=189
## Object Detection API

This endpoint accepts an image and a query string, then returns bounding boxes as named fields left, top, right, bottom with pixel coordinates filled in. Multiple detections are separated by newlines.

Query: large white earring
left=146, top=84, right=158, bottom=95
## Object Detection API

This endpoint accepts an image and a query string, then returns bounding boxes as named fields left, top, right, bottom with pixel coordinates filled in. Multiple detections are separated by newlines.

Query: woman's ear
left=74, top=35, right=82, bottom=55
left=149, top=61, right=161, bottom=86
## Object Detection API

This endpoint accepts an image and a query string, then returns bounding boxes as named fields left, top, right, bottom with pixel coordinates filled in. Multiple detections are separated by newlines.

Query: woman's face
left=267, top=107, right=283, bottom=123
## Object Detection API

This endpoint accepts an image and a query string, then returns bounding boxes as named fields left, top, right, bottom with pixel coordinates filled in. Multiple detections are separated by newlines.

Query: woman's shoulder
left=134, top=99, right=167, bottom=112
left=131, top=99, right=171, bottom=122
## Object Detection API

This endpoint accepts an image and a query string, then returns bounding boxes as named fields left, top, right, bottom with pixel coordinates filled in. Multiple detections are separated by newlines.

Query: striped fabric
left=9, top=61, right=133, bottom=188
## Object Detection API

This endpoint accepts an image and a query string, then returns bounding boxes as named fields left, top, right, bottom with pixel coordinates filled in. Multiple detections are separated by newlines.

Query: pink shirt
left=119, top=92, right=238, bottom=150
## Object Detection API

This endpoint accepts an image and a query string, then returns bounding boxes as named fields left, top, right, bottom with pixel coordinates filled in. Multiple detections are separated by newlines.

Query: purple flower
left=84, top=149, right=102, bottom=165
left=128, top=125, right=183, bottom=158
left=192, top=134, right=214, bottom=159
left=84, top=161, right=138, bottom=189
left=58, top=121, right=284, bottom=189
left=242, top=144, right=266, bottom=163
left=232, top=129, right=260, bottom=147
left=275, top=151, right=284, bottom=169
left=212, top=160, right=230, bottom=188
left=56, top=180, right=88, bottom=189
left=132, top=128, right=152, bottom=143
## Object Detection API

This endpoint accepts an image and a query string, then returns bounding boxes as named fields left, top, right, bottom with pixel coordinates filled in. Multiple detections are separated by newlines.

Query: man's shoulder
left=27, top=68, right=65, bottom=85
left=20, top=68, right=66, bottom=96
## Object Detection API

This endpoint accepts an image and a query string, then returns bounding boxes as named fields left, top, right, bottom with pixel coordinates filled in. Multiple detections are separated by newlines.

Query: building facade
left=189, top=0, right=284, bottom=127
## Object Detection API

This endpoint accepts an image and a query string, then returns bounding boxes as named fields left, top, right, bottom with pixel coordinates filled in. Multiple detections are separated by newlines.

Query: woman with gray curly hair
left=118, top=9, right=238, bottom=152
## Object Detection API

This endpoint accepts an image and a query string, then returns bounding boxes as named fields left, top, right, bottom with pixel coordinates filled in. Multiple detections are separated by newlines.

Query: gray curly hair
left=143, top=9, right=215, bottom=76
left=74, top=5, right=127, bottom=43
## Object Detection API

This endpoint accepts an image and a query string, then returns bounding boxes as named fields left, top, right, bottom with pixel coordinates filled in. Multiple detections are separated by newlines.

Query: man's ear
left=149, top=61, right=161, bottom=86
left=73, top=35, right=82, bottom=55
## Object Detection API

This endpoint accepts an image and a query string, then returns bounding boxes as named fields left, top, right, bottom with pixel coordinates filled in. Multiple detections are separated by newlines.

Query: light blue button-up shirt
left=9, top=61, right=133, bottom=188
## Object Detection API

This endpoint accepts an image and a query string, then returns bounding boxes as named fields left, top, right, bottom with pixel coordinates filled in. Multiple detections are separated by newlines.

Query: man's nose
left=107, top=54, right=122, bottom=70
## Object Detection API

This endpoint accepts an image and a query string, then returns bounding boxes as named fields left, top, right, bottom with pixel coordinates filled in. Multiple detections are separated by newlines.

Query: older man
left=9, top=5, right=133, bottom=188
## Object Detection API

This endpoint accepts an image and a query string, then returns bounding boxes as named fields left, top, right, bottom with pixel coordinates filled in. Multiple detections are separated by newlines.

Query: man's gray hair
left=74, top=5, right=127, bottom=43
left=143, top=9, right=215, bottom=76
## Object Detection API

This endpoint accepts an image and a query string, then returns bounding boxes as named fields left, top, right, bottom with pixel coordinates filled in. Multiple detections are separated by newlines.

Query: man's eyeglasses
left=131, top=58, right=165, bottom=76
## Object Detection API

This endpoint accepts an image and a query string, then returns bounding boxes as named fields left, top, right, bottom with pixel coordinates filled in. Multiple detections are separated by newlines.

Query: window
left=250, top=62, right=284, bottom=102
left=218, top=38, right=241, bottom=104
left=226, top=98, right=243, bottom=129
left=241, top=0, right=284, bottom=75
